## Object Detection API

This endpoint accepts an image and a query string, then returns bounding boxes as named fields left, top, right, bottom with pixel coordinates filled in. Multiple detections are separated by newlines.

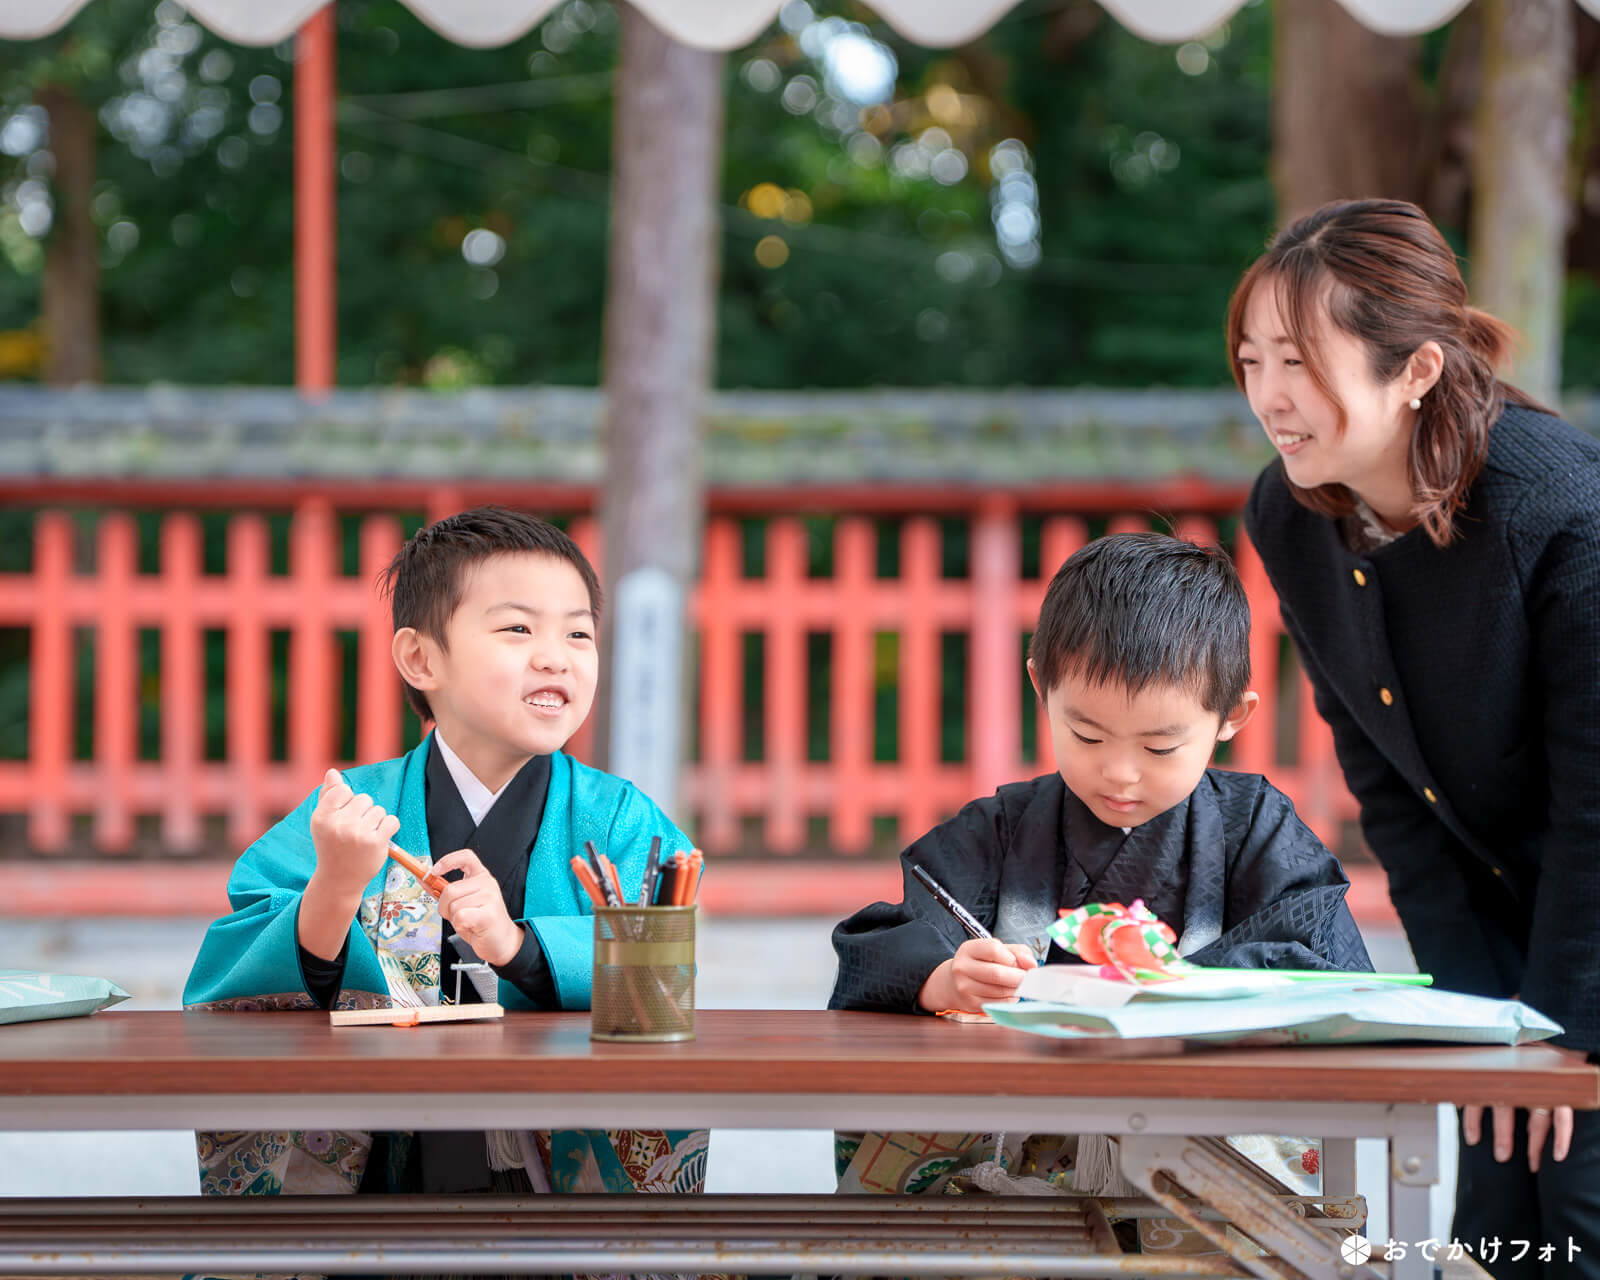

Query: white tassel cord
left=376, top=950, right=427, bottom=1008
left=1073, top=1133, right=1143, bottom=1197
left=485, top=1129, right=524, bottom=1172
left=483, top=1130, right=553, bottom=1193
left=961, top=1161, right=1063, bottom=1196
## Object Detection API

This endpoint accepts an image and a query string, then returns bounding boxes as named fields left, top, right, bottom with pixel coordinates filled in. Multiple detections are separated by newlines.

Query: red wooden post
left=696, top=517, right=740, bottom=852
left=160, top=513, right=203, bottom=851
left=294, top=6, right=337, bottom=393
left=357, top=514, right=403, bottom=766
left=425, top=488, right=463, bottom=527
left=830, top=517, right=874, bottom=852
left=1298, top=669, right=1340, bottom=846
left=569, top=513, right=602, bottom=576
left=1038, top=517, right=1088, bottom=583
left=1033, top=517, right=1088, bottom=771
left=1173, top=514, right=1218, bottom=546
left=1233, top=531, right=1278, bottom=779
left=289, top=497, right=336, bottom=793
left=899, top=517, right=940, bottom=843
left=94, top=512, right=136, bottom=852
left=28, top=513, right=73, bottom=851
left=764, top=517, right=805, bottom=853
left=969, top=498, right=1019, bottom=801
left=226, top=515, right=270, bottom=850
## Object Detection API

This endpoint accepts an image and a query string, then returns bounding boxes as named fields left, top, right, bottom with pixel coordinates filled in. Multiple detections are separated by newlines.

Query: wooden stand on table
left=329, top=1003, right=504, bottom=1027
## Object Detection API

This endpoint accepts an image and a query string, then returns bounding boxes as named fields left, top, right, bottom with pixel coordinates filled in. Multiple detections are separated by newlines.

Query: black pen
left=909, top=863, right=992, bottom=941
left=639, top=835, right=663, bottom=907
left=583, top=839, right=623, bottom=909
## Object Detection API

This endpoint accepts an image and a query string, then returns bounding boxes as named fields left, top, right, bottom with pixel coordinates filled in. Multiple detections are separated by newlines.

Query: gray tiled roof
left=3, top=386, right=1593, bottom=484
left=0, top=386, right=1265, bottom=484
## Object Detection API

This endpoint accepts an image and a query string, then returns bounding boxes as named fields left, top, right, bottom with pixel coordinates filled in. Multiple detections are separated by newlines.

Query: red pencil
left=569, top=856, right=607, bottom=910
left=386, top=840, right=447, bottom=898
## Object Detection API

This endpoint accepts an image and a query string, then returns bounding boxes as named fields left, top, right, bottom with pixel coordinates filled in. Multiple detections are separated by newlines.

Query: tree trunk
left=1470, top=0, right=1572, bottom=404
left=594, top=4, right=724, bottom=817
left=1420, top=6, right=1482, bottom=232
left=1272, top=0, right=1424, bottom=224
left=37, top=84, right=101, bottom=385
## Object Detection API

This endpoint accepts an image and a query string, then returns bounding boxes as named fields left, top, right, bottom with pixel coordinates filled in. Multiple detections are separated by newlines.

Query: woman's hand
left=1462, top=1103, right=1574, bottom=1173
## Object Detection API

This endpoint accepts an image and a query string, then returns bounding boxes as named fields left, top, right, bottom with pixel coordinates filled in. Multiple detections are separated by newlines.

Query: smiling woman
left=1235, top=198, right=1600, bottom=1273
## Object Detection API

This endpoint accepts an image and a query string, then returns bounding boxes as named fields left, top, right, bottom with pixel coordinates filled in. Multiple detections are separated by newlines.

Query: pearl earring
left=1409, top=397, right=1422, bottom=411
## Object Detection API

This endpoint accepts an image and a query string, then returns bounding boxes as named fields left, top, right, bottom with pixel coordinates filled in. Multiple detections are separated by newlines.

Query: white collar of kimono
left=430, top=730, right=510, bottom=828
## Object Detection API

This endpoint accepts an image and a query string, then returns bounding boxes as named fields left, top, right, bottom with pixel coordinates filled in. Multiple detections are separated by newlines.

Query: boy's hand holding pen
left=909, top=861, right=1036, bottom=1014
left=430, top=848, right=525, bottom=967
left=320, top=770, right=447, bottom=895
left=316, top=772, right=522, bottom=966
left=301, top=769, right=417, bottom=964
left=309, top=768, right=401, bottom=894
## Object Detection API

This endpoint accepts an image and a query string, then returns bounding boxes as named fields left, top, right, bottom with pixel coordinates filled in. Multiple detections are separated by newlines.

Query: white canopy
left=2, top=0, right=1558, bottom=50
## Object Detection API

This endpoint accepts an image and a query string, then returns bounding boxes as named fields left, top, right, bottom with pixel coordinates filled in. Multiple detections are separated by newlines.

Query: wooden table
left=1, top=1009, right=1594, bottom=1277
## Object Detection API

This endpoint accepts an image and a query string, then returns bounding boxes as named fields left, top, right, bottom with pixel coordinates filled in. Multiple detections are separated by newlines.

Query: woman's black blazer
left=1245, top=405, right=1600, bottom=1051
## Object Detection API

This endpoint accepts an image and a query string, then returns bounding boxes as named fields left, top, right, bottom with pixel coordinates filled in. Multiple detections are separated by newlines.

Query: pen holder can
left=590, top=906, right=696, bottom=1042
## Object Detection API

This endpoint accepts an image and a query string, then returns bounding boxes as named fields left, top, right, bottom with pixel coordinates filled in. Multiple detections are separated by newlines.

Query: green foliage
left=4, top=0, right=1592, bottom=390
left=1564, top=273, right=1600, bottom=390
left=0, top=4, right=299, bottom=376
left=984, top=1, right=1278, bottom=385
left=0, top=0, right=1286, bottom=390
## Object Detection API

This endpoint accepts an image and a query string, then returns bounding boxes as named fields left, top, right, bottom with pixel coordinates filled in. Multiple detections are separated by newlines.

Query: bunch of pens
left=571, top=837, right=701, bottom=1042
left=646, top=845, right=704, bottom=908
left=568, top=837, right=704, bottom=911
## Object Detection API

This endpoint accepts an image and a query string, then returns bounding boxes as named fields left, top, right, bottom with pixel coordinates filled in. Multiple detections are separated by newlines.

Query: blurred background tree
left=1, top=0, right=1275, bottom=390
left=4, top=0, right=1600, bottom=392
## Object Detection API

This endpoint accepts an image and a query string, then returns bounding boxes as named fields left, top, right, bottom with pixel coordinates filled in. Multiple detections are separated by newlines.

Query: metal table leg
left=1386, top=1105, right=1440, bottom=1280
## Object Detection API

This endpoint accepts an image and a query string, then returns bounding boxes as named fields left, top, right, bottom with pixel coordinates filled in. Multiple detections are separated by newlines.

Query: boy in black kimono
left=829, top=533, right=1370, bottom=1197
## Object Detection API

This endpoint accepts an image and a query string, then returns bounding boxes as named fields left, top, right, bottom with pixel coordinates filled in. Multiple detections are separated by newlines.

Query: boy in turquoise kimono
left=185, top=506, right=706, bottom=1202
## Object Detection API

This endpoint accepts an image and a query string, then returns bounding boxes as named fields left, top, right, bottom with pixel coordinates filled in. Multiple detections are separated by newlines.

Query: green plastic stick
left=1203, top=969, right=1433, bottom=986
